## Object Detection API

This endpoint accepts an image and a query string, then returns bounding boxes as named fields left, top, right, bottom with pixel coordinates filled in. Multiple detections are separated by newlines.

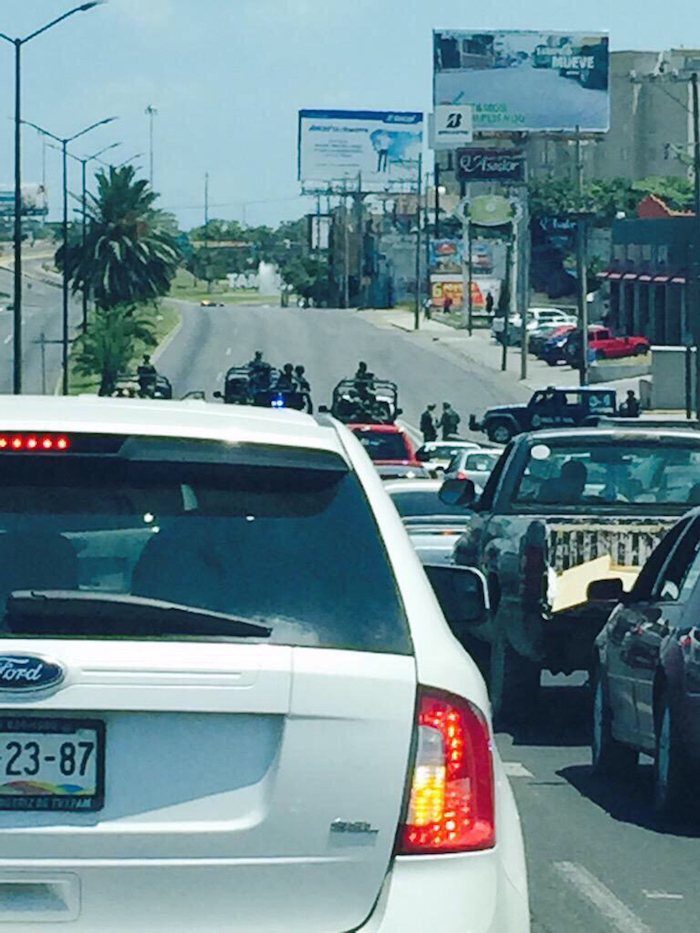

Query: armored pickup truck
left=469, top=386, right=618, bottom=445
left=444, top=427, right=700, bottom=721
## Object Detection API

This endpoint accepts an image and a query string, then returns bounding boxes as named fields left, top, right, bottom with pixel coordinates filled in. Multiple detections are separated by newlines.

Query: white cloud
left=114, top=0, right=177, bottom=28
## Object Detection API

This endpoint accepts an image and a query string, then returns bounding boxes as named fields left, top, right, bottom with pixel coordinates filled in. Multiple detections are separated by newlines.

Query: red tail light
left=0, top=434, right=71, bottom=452
left=397, top=688, right=495, bottom=854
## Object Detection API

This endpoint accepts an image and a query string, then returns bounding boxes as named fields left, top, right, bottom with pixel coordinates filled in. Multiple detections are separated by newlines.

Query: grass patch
left=68, top=302, right=181, bottom=396
left=168, top=268, right=278, bottom=305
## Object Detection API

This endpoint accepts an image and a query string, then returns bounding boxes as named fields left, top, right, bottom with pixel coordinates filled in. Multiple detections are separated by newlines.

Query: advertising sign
left=433, top=30, right=610, bottom=132
left=432, top=105, right=473, bottom=148
left=457, top=148, right=526, bottom=183
left=430, top=239, right=495, bottom=274
left=298, top=110, right=423, bottom=192
left=469, top=194, right=515, bottom=227
left=0, top=184, right=48, bottom=217
left=431, top=274, right=502, bottom=311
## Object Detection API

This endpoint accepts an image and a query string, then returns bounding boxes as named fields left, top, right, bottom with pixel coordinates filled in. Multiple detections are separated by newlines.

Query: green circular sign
left=469, top=195, right=515, bottom=227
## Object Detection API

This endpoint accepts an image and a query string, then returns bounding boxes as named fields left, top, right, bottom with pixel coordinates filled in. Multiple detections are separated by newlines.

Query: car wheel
left=635, top=344, right=649, bottom=356
left=487, top=422, right=513, bottom=445
left=546, top=358, right=558, bottom=367
left=591, top=669, right=638, bottom=778
left=653, top=692, right=693, bottom=819
left=489, top=624, right=541, bottom=725
left=596, top=349, right=606, bottom=361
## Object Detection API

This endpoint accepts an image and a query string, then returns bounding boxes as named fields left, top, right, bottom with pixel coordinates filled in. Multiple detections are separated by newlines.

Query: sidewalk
left=357, top=307, right=645, bottom=397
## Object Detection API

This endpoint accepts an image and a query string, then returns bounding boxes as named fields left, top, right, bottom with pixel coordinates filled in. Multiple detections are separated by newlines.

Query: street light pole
left=24, top=115, right=117, bottom=395
left=145, top=105, right=157, bottom=187
left=0, top=2, right=105, bottom=395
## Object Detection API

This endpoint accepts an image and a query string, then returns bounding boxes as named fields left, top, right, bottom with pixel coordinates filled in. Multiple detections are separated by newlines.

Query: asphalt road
left=160, top=302, right=697, bottom=933
left=0, top=263, right=81, bottom=396
left=158, top=301, right=530, bottom=432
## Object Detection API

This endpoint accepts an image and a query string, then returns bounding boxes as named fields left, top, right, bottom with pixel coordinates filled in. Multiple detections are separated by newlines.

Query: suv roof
left=519, top=425, right=700, bottom=443
left=0, top=396, right=344, bottom=456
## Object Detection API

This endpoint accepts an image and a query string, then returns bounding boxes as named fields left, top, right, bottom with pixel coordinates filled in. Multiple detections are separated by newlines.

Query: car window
left=390, top=490, right=469, bottom=518
left=353, top=431, right=409, bottom=461
left=0, top=442, right=411, bottom=655
left=652, top=518, right=700, bottom=603
left=513, top=441, right=700, bottom=510
left=629, top=517, right=691, bottom=602
left=476, top=445, right=510, bottom=510
left=464, top=452, right=499, bottom=472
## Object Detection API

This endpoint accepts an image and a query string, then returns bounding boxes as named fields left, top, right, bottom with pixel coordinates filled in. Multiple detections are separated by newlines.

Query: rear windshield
left=0, top=441, right=411, bottom=654
left=513, top=439, right=700, bottom=512
left=390, top=490, right=468, bottom=519
left=463, top=452, right=499, bottom=472
left=353, top=431, right=410, bottom=461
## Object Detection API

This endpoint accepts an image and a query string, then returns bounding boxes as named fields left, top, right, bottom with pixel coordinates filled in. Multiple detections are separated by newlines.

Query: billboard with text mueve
left=433, top=30, right=609, bottom=132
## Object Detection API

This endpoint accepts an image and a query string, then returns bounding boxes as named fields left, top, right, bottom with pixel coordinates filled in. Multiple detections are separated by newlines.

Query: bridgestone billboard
left=433, top=30, right=610, bottom=132
left=298, top=110, right=423, bottom=192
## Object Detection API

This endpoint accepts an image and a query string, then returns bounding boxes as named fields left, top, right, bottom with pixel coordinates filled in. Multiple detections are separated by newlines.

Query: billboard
left=457, top=148, right=526, bottom=183
left=433, top=30, right=610, bottom=132
left=299, top=110, right=423, bottom=192
left=0, top=184, right=48, bottom=217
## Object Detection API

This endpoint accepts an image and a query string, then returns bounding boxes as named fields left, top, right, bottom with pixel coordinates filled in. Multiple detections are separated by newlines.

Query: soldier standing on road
left=420, top=404, right=438, bottom=443
left=438, top=402, right=461, bottom=440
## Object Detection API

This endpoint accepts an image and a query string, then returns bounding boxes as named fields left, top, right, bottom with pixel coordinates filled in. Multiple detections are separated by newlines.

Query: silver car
left=385, top=479, right=472, bottom=564
left=444, top=449, right=501, bottom=487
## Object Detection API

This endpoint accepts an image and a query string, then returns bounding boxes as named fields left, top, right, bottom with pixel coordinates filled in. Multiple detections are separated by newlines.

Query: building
left=600, top=198, right=695, bottom=345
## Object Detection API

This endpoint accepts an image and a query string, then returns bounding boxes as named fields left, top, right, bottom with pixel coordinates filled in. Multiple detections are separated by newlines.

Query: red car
left=348, top=424, right=419, bottom=467
left=566, top=326, right=650, bottom=365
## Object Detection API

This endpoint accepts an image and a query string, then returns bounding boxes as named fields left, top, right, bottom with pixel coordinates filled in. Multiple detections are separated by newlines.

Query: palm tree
left=57, top=165, right=181, bottom=310
left=73, top=305, right=156, bottom=396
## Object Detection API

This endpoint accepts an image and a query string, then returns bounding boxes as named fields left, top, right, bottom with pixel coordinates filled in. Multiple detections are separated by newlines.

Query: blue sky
left=0, top=0, right=693, bottom=229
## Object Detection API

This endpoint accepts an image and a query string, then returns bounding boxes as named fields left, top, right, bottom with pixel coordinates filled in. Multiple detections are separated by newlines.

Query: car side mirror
left=587, top=577, right=626, bottom=603
left=213, top=391, right=223, bottom=400
left=439, top=478, right=476, bottom=508
left=423, top=564, right=489, bottom=627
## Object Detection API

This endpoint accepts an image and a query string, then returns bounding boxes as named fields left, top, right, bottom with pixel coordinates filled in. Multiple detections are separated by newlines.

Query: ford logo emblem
left=0, top=656, right=65, bottom=692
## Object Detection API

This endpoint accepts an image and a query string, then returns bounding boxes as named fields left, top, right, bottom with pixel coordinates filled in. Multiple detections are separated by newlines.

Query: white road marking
left=555, top=862, right=652, bottom=933
left=216, top=371, right=223, bottom=381
left=225, top=347, right=232, bottom=356
left=3, top=334, right=11, bottom=345
left=503, top=762, right=533, bottom=778
left=643, top=890, right=684, bottom=901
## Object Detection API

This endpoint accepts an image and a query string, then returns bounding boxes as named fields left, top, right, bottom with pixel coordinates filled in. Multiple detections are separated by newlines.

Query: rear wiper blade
left=5, top=591, right=272, bottom=639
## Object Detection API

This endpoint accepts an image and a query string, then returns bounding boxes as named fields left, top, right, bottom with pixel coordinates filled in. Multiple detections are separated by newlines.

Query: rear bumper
left=359, top=851, right=529, bottom=933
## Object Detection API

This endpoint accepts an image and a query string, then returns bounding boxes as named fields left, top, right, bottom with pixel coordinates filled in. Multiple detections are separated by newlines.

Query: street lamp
left=22, top=116, right=118, bottom=396
left=53, top=141, right=121, bottom=330
left=96, top=153, right=143, bottom=170
left=0, top=1, right=106, bottom=395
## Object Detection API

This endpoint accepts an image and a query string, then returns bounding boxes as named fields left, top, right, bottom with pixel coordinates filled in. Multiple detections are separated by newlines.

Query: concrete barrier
left=588, top=354, right=651, bottom=384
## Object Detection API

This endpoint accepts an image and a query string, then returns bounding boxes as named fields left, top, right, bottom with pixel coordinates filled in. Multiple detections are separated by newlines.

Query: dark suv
left=469, top=387, right=617, bottom=445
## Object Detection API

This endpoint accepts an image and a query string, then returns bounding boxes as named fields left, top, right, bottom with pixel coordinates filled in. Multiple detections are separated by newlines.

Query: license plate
left=0, top=717, right=104, bottom=812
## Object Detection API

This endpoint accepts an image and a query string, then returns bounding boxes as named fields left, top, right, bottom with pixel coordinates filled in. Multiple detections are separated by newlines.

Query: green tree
left=281, top=255, right=332, bottom=305
left=72, top=305, right=156, bottom=396
left=57, top=165, right=181, bottom=310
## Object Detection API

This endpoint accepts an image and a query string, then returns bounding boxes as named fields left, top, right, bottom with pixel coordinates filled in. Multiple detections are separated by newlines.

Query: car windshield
left=427, top=444, right=473, bottom=460
left=0, top=443, right=410, bottom=654
left=390, top=489, right=469, bottom=518
left=354, top=431, right=410, bottom=461
left=463, top=452, right=499, bottom=472
left=513, top=439, right=700, bottom=510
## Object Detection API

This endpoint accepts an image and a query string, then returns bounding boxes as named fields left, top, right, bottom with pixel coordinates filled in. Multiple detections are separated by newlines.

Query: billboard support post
left=691, top=73, right=700, bottom=418
left=355, top=173, right=364, bottom=310
left=467, top=220, right=473, bottom=336
left=519, top=156, right=531, bottom=381
left=575, top=127, right=589, bottom=387
left=343, top=182, right=350, bottom=309
left=502, top=234, right=514, bottom=372
left=414, top=153, right=423, bottom=331
left=434, top=161, right=440, bottom=238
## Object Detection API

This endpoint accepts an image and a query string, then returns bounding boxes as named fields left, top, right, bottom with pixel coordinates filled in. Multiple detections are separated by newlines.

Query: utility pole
left=692, top=73, right=700, bottom=417
left=414, top=153, right=423, bottom=331
left=343, top=181, right=350, bottom=309
left=575, top=126, right=589, bottom=387
left=145, top=105, right=157, bottom=188
left=434, top=161, right=441, bottom=239
left=356, top=173, right=364, bottom=309
left=204, top=171, right=211, bottom=294
left=519, top=165, right=531, bottom=381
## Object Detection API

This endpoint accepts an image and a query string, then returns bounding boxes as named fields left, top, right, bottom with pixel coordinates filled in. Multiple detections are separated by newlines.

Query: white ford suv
left=0, top=396, right=529, bottom=932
